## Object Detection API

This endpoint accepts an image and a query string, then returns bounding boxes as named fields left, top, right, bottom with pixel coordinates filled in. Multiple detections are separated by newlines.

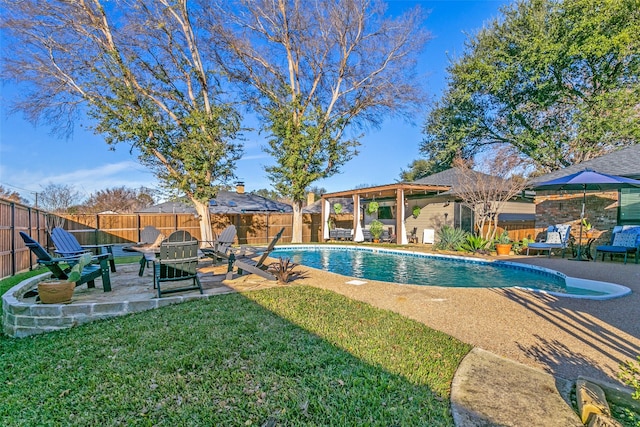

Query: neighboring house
left=138, top=188, right=292, bottom=215
left=321, top=168, right=535, bottom=244
left=530, top=145, right=640, bottom=235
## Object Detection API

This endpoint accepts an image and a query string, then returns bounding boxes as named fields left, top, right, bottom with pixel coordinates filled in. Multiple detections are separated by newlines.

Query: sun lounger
left=526, top=224, right=571, bottom=258
left=228, top=228, right=285, bottom=281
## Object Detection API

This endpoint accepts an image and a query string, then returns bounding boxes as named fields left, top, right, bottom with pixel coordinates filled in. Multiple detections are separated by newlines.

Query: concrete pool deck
left=7, top=249, right=640, bottom=425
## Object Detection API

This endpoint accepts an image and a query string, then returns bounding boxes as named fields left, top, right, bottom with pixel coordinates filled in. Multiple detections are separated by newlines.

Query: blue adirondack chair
left=19, top=232, right=112, bottom=292
left=51, top=227, right=116, bottom=272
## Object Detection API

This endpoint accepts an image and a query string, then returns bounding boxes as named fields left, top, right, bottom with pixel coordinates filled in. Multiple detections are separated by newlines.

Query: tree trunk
left=291, top=200, right=303, bottom=243
left=192, top=199, right=215, bottom=246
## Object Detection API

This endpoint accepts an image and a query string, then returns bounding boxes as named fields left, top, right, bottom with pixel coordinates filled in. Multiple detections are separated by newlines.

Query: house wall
left=534, top=190, right=618, bottom=243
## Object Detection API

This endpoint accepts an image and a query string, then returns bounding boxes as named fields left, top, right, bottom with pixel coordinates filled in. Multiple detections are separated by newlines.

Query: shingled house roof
left=138, top=190, right=292, bottom=214
left=412, top=167, right=498, bottom=193
left=530, top=145, right=640, bottom=184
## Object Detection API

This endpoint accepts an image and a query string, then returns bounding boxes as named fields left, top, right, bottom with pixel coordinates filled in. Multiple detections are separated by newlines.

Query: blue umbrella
left=532, top=169, right=640, bottom=260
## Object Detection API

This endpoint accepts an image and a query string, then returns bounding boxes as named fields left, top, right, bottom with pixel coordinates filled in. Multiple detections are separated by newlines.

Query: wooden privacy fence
left=57, top=212, right=323, bottom=246
left=0, top=199, right=48, bottom=279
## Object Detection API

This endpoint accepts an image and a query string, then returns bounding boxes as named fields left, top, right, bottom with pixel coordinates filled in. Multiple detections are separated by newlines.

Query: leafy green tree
left=421, top=0, right=640, bottom=174
left=400, top=159, right=451, bottom=182
left=1, top=0, right=243, bottom=243
left=211, top=0, right=429, bottom=242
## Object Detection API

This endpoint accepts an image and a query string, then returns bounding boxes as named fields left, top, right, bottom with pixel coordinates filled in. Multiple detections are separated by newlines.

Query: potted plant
left=582, top=218, right=593, bottom=237
left=369, top=220, right=384, bottom=243
left=412, top=205, right=421, bottom=218
left=366, top=201, right=379, bottom=215
left=494, top=230, right=512, bottom=256
left=333, top=203, right=343, bottom=215
left=38, top=253, right=92, bottom=304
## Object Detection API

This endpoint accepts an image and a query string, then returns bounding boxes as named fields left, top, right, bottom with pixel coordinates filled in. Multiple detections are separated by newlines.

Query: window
left=620, top=188, right=640, bottom=223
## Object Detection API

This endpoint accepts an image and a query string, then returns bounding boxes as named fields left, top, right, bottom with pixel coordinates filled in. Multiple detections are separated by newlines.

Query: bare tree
left=1, top=0, right=243, bottom=243
left=38, top=183, right=83, bottom=231
left=210, top=0, right=430, bottom=242
left=83, top=186, right=156, bottom=213
left=453, top=148, right=529, bottom=241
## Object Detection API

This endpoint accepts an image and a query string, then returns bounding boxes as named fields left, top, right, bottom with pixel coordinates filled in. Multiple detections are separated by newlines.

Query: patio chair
left=51, top=227, right=116, bottom=273
left=201, top=225, right=238, bottom=261
left=595, top=226, right=640, bottom=264
left=153, top=232, right=202, bottom=298
left=229, top=227, right=285, bottom=281
left=407, top=227, right=418, bottom=244
left=526, top=224, right=572, bottom=258
left=123, top=226, right=164, bottom=252
left=19, top=231, right=112, bottom=292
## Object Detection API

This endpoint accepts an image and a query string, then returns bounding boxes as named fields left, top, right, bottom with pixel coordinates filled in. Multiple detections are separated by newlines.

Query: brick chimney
left=307, top=192, right=315, bottom=206
left=236, top=181, right=245, bottom=194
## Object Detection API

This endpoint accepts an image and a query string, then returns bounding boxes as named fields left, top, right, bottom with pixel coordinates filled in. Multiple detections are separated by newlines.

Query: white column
left=323, top=199, right=330, bottom=241
left=397, top=189, right=408, bottom=245
left=353, top=195, right=364, bottom=242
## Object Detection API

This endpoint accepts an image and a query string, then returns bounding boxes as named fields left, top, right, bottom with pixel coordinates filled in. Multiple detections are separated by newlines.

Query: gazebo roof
left=322, top=182, right=449, bottom=200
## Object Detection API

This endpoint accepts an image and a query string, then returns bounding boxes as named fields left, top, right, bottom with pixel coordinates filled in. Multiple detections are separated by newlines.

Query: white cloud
left=3, top=161, right=159, bottom=200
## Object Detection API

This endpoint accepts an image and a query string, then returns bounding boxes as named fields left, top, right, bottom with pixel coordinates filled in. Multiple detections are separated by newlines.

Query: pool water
left=271, top=246, right=606, bottom=296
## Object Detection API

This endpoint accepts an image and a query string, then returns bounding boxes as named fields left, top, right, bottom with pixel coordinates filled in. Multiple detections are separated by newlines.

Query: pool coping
left=273, top=245, right=632, bottom=300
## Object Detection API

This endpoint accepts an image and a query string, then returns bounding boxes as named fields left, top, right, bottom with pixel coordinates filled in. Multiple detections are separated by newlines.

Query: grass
left=0, top=280, right=471, bottom=426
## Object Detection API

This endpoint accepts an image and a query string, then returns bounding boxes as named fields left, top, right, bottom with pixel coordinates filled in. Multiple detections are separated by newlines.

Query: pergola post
left=322, top=198, right=331, bottom=241
left=396, top=189, right=408, bottom=244
left=353, top=195, right=364, bottom=242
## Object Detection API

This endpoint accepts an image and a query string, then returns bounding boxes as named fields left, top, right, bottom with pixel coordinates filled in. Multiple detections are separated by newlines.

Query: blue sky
left=0, top=0, right=509, bottom=204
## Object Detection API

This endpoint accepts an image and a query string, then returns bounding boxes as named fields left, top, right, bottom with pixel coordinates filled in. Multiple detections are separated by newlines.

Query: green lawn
left=0, top=269, right=471, bottom=426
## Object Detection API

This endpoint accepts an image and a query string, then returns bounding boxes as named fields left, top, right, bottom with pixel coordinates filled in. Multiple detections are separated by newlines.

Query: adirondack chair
left=201, top=225, right=241, bottom=263
left=19, top=232, right=112, bottom=292
left=229, top=227, right=285, bottom=281
left=153, top=231, right=202, bottom=298
left=51, top=227, right=116, bottom=272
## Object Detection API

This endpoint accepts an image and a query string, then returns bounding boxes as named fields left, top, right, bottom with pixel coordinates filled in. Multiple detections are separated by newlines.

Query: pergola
left=321, top=183, right=450, bottom=244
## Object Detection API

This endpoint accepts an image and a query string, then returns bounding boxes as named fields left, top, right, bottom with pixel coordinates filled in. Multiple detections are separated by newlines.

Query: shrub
left=268, top=257, right=307, bottom=284
left=617, top=357, right=640, bottom=426
left=460, top=234, right=492, bottom=254
left=435, top=226, right=468, bottom=251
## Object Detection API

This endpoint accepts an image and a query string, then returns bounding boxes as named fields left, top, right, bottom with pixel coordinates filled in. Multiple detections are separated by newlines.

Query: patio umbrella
left=531, top=169, right=640, bottom=260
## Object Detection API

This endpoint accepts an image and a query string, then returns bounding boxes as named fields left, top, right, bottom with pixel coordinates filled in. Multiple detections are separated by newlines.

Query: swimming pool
left=271, top=245, right=631, bottom=299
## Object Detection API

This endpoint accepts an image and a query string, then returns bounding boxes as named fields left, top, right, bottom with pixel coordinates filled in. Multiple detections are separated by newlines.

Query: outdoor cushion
left=545, top=231, right=562, bottom=244
left=612, top=232, right=637, bottom=248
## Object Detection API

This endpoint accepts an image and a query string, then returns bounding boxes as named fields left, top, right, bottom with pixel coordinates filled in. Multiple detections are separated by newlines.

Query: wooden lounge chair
left=51, top=227, right=116, bottom=272
left=153, top=231, right=203, bottom=298
left=19, top=231, right=112, bottom=292
left=526, top=224, right=572, bottom=258
left=595, top=226, right=640, bottom=264
left=228, top=227, right=285, bottom=281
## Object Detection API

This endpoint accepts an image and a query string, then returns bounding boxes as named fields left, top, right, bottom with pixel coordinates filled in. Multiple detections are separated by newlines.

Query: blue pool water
left=271, top=246, right=605, bottom=296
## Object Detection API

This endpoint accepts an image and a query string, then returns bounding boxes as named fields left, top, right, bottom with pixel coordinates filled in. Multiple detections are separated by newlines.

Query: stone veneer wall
left=2, top=273, right=212, bottom=338
left=534, top=190, right=618, bottom=243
